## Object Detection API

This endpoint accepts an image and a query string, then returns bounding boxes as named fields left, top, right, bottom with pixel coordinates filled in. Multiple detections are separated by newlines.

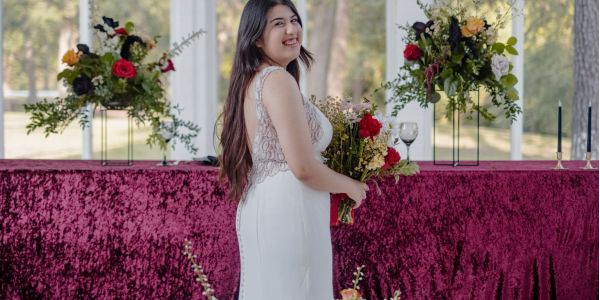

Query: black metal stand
left=433, top=90, right=480, bottom=166
left=100, top=108, right=133, bottom=166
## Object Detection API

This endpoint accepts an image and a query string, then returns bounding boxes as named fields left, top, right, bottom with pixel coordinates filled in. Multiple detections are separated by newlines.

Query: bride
left=219, top=0, right=369, bottom=299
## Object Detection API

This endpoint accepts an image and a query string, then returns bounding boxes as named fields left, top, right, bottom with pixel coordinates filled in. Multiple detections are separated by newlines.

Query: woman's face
left=257, top=4, right=303, bottom=67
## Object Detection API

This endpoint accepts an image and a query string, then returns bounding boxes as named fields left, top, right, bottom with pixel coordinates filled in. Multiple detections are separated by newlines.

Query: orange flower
left=340, top=288, right=362, bottom=300
left=460, top=16, right=485, bottom=37
left=61, top=49, right=80, bottom=66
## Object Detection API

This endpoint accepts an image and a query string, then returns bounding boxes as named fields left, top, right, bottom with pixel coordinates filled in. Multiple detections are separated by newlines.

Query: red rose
left=383, top=147, right=401, bottom=169
left=114, top=27, right=128, bottom=36
left=112, top=59, right=136, bottom=79
left=160, top=59, right=175, bottom=73
left=358, top=113, right=382, bottom=139
left=403, top=43, right=422, bottom=61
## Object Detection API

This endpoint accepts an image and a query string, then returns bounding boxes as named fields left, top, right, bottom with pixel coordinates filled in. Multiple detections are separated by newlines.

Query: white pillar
left=0, top=0, right=4, bottom=158
left=80, top=0, right=93, bottom=160
left=170, top=0, right=218, bottom=159
left=510, top=0, right=524, bottom=160
left=386, top=0, right=433, bottom=161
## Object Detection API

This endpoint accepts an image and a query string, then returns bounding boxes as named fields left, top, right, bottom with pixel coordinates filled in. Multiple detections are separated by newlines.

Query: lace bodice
left=247, top=66, right=332, bottom=186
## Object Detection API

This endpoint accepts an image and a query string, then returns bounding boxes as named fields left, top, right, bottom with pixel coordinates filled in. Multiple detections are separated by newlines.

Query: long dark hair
left=219, top=0, right=314, bottom=202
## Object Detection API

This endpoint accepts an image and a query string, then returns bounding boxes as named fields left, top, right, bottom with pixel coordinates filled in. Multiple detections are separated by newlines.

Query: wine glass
left=399, top=122, right=418, bottom=163
left=158, top=121, right=174, bottom=166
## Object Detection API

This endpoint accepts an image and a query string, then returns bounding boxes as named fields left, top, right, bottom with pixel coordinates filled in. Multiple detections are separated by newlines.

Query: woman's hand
left=346, top=179, right=369, bottom=208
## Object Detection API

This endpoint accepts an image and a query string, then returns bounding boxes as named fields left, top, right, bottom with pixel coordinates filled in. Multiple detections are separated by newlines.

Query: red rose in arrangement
left=358, top=113, right=382, bottom=139
left=403, top=43, right=422, bottom=61
left=112, top=59, right=136, bottom=78
left=383, top=147, right=401, bottom=170
left=114, top=27, right=128, bottom=36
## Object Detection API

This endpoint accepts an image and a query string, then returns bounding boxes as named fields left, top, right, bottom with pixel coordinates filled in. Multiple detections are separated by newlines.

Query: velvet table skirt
left=0, top=160, right=597, bottom=299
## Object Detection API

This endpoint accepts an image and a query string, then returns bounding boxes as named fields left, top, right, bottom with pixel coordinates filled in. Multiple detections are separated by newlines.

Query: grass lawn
left=4, top=112, right=569, bottom=160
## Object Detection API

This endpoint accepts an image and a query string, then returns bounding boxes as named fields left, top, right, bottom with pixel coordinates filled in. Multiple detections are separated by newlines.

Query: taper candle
left=558, top=100, right=562, bottom=153
left=587, top=101, right=592, bottom=152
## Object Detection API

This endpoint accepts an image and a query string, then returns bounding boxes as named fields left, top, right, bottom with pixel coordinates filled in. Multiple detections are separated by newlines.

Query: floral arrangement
left=24, top=16, right=204, bottom=153
left=312, top=96, right=419, bottom=225
left=337, top=265, right=402, bottom=300
left=384, top=0, right=521, bottom=122
left=184, top=239, right=218, bottom=300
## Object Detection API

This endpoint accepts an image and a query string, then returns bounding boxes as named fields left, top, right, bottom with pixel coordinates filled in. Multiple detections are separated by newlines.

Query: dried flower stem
left=184, top=239, right=218, bottom=300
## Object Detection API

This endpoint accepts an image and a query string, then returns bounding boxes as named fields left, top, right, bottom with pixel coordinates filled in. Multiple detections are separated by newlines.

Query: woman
left=219, top=0, right=369, bottom=299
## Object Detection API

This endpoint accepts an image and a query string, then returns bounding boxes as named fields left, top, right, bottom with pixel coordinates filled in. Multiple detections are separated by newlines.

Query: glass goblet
left=399, top=122, right=418, bottom=163
left=158, top=121, right=174, bottom=166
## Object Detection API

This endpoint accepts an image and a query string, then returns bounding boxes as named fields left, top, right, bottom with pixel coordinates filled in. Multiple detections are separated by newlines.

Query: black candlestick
left=587, top=104, right=592, bottom=152
left=558, top=101, right=562, bottom=153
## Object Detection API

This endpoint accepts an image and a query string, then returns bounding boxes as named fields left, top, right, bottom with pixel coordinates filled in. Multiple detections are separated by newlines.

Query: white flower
left=491, top=54, right=509, bottom=81
left=91, top=75, right=104, bottom=85
left=484, top=28, right=497, bottom=44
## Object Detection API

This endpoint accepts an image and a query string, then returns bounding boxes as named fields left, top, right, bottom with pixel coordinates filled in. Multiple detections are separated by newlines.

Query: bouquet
left=312, top=96, right=419, bottom=226
left=385, top=0, right=521, bottom=122
left=24, top=16, right=204, bottom=153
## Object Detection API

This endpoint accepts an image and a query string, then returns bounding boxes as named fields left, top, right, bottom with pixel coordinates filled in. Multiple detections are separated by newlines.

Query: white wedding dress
left=236, top=66, right=334, bottom=300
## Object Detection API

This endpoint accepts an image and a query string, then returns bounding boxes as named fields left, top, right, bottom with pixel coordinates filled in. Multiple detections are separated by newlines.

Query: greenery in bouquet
left=384, top=0, right=522, bottom=122
left=24, top=15, right=204, bottom=153
left=312, top=96, right=419, bottom=225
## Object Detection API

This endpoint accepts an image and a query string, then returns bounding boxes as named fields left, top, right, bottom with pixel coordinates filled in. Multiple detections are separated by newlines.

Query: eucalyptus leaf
left=428, top=91, right=441, bottom=103
left=505, top=45, right=518, bottom=55
left=492, top=43, right=505, bottom=54
left=500, top=73, right=518, bottom=87
left=507, top=36, right=517, bottom=46
left=507, top=87, right=519, bottom=101
left=444, top=78, right=457, bottom=96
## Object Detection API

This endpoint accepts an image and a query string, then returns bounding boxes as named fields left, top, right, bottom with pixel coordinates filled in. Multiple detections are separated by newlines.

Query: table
left=0, top=160, right=597, bottom=299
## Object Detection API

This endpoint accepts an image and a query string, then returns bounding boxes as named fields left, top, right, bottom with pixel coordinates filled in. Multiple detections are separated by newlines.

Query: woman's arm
left=261, top=69, right=367, bottom=202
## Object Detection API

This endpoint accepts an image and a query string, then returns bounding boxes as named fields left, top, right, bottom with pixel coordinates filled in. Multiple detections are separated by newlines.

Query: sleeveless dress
left=236, top=66, right=334, bottom=300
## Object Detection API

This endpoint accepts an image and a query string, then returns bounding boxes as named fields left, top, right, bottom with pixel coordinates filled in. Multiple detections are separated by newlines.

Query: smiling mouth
left=283, top=39, right=299, bottom=47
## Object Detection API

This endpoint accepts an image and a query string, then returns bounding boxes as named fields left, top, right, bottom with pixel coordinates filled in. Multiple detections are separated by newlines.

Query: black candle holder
left=433, top=89, right=480, bottom=166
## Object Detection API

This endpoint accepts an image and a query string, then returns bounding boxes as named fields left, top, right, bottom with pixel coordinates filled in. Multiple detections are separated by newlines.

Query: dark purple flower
left=76, top=44, right=90, bottom=55
left=72, top=75, right=94, bottom=96
left=120, top=35, right=144, bottom=61
left=447, top=17, right=462, bottom=51
left=102, top=16, right=119, bottom=29
left=93, top=24, right=107, bottom=33
left=412, top=20, right=434, bottom=40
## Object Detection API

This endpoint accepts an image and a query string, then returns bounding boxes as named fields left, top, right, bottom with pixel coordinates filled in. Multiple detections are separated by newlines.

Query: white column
left=510, top=0, right=524, bottom=160
left=0, top=0, right=4, bottom=158
left=80, top=0, right=93, bottom=160
left=295, top=0, right=308, bottom=95
left=170, top=0, right=218, bottom=160
left=386, top=0, right=433, bottom=161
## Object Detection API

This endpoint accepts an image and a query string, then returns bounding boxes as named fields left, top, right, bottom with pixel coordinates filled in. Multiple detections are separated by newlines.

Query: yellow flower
left=366, top=154, right=385, bottom=170
left=340, top=288, right=362, bottom=300
left=460, top=16, right=485, bottom=37
left=61, top=49, right=80, bottom=66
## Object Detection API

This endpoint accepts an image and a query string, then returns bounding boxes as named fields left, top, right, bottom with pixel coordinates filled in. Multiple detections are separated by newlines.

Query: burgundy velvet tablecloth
left=0, top=160, right=597, bottom=299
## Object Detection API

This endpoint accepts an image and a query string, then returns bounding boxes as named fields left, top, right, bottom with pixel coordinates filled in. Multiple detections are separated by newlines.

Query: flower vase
left=432, top=89, right=480, bottom=166
left=100, top=106, right=133, bottom=166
